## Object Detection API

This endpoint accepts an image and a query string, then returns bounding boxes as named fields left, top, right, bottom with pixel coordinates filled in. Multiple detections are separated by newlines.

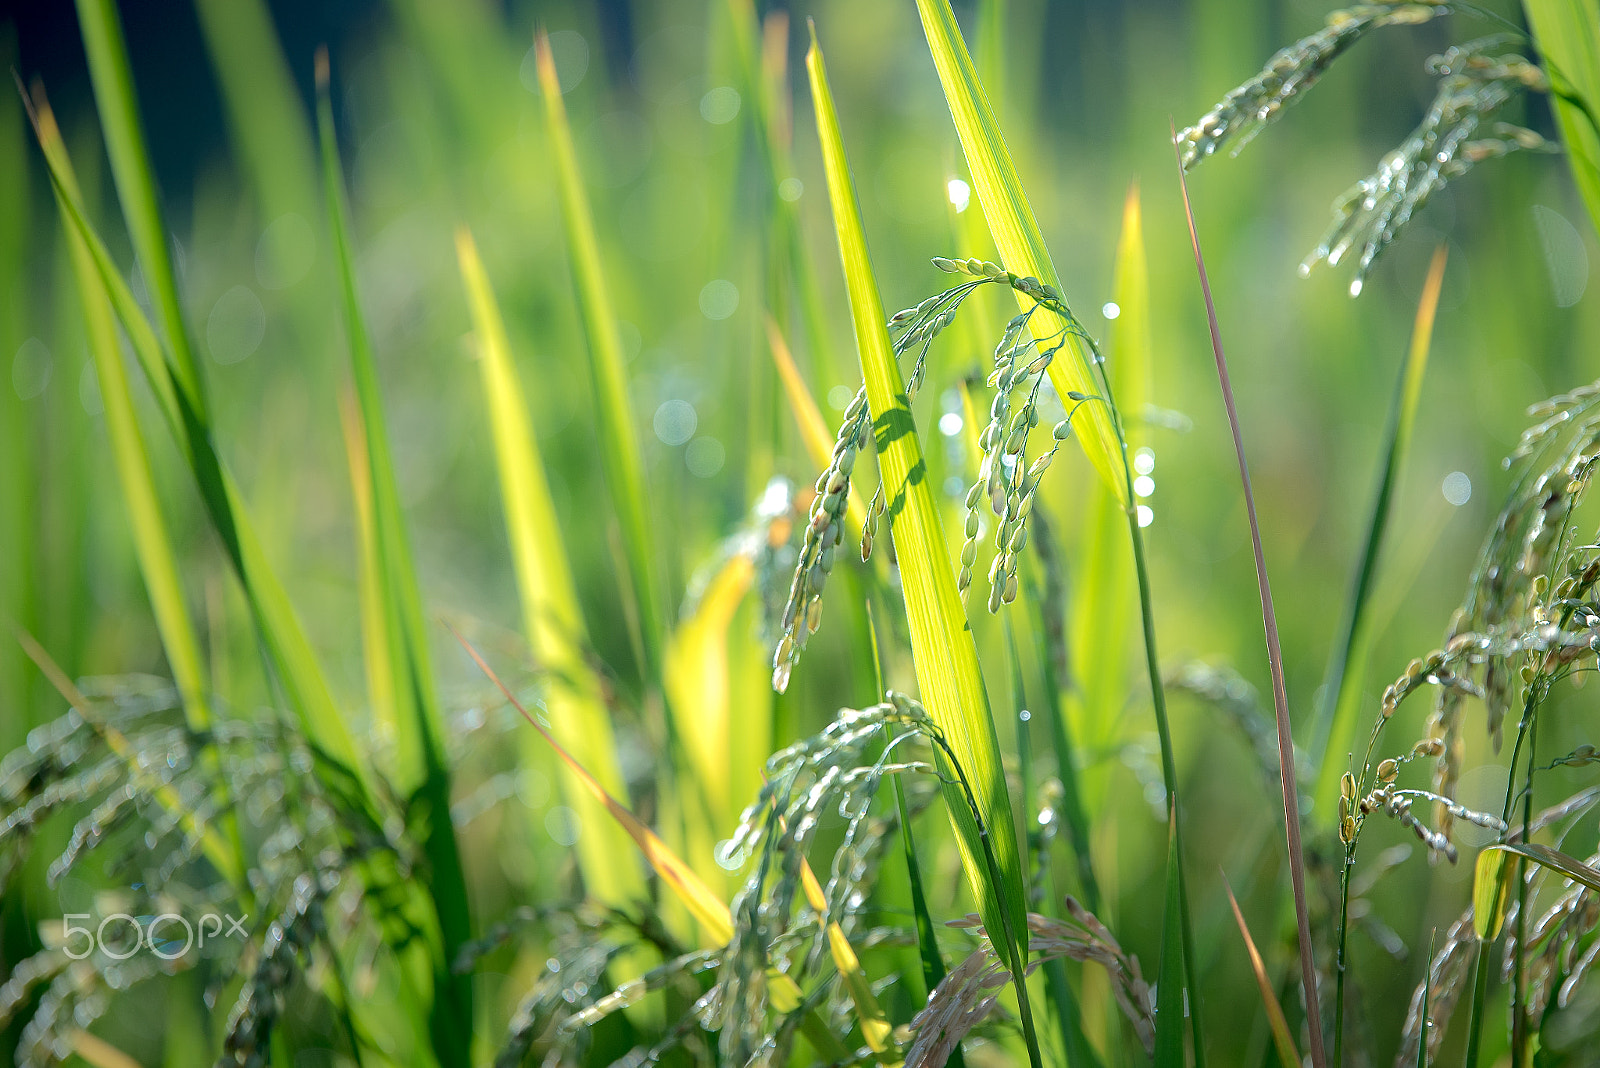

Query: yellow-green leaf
left=455, top=226, right=648, bottom=909
left=805, top=20, right=1028, bottom=983
left=912, top=0, right=1126, bottom=504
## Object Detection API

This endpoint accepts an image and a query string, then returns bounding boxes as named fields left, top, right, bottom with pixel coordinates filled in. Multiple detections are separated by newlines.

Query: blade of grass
left=316, top=53, right=473, bottom=1063
left=22, top=75, right=370, bottom=791
left=911, top=0, right=1124, bottom=504
left=535, top=29, right=665, bottom=677
left=318, top=51, right=444, bottom=795
left=74, top=0, right=206, bottom=414
left=796, top=841, right=895, bottom=1058
left=1419, top=931, right=1435, bottom=1068
left=1222, top=875, right=1301, bottom=1068
left=1006, top=616, right=1099, bottom=1068
left=455, top=226, right=648, bottom=908
left=1176, top=136, right=1326, bottom=1068
left=805, top=25, right=1039, bottom=1068
left=36, top=84, right=250, bottom=898
left=1312, top=247, right=1447, bottom=790
left=33, top=88, right=211, bottom=739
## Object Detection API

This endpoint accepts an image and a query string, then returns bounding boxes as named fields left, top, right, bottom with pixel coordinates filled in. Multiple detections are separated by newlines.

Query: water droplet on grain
left=1101, top=301, right=1121, bottom=320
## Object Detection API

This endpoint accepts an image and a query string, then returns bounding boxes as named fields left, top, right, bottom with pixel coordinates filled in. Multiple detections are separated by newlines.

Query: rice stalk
left=804, top=31, right=1037, bottom=1068
left=1176, top=144, right=1326, bottom=1068
left=1176, top=2, right=1452, bottom=169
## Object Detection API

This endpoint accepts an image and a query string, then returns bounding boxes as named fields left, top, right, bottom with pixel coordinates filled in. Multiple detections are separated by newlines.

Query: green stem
left=1128, top=513, right=1207, bottom=1067
left=1333, top=846, right=1354, bottom=1066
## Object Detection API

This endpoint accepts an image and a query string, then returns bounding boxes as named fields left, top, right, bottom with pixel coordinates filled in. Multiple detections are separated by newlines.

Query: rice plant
left=4, top=0, right=1600, bottom=1066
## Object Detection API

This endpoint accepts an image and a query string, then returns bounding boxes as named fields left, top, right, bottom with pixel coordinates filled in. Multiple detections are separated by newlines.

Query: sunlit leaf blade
left=1478, top=843, right=1600, bottom=937
left=1313, top=247, right=1447, bottom=793
left=1223, top=877, right=1301, bottom=1068
left=1524, top=0, right=1600, bottom=238
left=316, top=56, right=473, bottom=1061
left=664, top=553, right=771, bottom=829
left=1073, top=184, right=1149, bottom=758
left=911, top=0, right=1125, bottom=504
left=798, top=856, right=895, bottom=1056
left=805, top=22, right=1033, bottom=1044
left=455, top=226, right=649, bottom=908
left=536, top=30, right=665, bottom=673
left=1472, top=846, right=1518, bottom=941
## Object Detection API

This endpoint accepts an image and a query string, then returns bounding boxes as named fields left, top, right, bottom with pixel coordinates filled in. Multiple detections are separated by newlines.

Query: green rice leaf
left=535, top=30, right=665, bottom=674
left=456, top=226, right=650, bottom=909
left=74, top=0, right=206, bottom=415
left=1523, top=0, right=1600, bottom=237
left=316, top=51, right=444, bottom=795
left=1073, top=184, right=1149, bottom=759
left=32, top=94, right=211, bottom=738
left=316, top=55, right=473, bottom=1062
left=805, top=24, right=1036, bottom=1056
left=911, top=0, right=1126, bottom=504
left=25, top=63, right=369, bottom=790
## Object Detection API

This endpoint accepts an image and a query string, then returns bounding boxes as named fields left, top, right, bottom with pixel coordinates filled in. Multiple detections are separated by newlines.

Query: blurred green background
left=2, top=0, right=1597, bottom=1064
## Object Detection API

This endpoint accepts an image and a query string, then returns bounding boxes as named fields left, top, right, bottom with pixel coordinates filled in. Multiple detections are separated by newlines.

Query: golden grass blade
left=456, top=629, right=733, bottom=946
left=798, top=858, right=896, bottom=1058
left=456, top=630, right=850, bottom=1057
left=1223, top=876, right=1302, bottom=1068
left=337, top=390, right=399, bottom=759
left=535, top=30, right=665, bottom=673
left=455, top=227, right=647, bottom=908
left=805, top=27, right=1036, bottom=1061
left=665, top=553, right=771, bottom=828
left=911, top=0, right=1124, bottom=503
